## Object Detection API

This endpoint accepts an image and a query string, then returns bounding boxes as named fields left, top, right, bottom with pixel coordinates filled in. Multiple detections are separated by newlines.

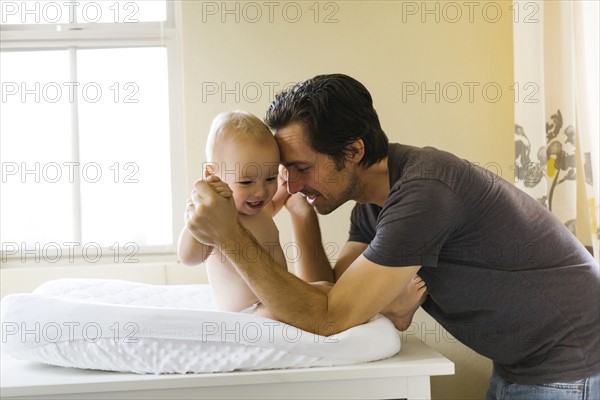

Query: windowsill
left=0, top=252, right=180, bottom=270
left=0, top=256, right=209, bottom=298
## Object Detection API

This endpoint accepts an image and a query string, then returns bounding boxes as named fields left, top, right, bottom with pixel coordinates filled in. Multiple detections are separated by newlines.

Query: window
left=0, top=1, right=184, bottom=266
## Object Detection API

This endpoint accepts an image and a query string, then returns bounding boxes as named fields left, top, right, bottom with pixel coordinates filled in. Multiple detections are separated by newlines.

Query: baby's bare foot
left=381, top=275, right=427, bottom=331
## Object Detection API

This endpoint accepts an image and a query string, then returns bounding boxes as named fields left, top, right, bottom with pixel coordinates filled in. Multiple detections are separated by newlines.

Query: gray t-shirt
left=349, top=143, right=599, bottom=384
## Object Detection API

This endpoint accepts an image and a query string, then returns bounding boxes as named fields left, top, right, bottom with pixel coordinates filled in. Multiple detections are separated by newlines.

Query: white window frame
left=0, top=1, right=186, bottom=267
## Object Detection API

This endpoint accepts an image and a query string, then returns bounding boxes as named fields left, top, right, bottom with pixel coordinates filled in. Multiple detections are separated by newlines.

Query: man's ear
left=346, top=138, right=365, bottom=164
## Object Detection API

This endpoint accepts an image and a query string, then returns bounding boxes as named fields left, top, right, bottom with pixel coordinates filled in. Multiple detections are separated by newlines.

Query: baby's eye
left=238, top=180, right=253, bottom=185
left=297, top=167, right=310, bottom=173
left=266, top=177, right=277, bottom=183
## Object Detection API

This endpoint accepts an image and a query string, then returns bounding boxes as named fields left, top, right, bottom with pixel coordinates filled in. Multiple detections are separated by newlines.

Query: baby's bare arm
left=178, top=196, right=215, bottom=265
left=178, top=177, right=232, bottom=265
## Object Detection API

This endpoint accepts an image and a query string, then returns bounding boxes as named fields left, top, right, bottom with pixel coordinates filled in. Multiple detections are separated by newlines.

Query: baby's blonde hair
left=206, top=110, right=275, bottom=162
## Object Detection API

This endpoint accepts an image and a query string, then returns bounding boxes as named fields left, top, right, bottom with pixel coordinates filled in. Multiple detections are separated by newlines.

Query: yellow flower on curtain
left=546, top=159, right=556, bottom=178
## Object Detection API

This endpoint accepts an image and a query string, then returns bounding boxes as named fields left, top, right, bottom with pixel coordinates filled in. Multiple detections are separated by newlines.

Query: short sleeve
left=348, top=202, right=380, bottom=244
left=363, top=179, right=465, bottom=267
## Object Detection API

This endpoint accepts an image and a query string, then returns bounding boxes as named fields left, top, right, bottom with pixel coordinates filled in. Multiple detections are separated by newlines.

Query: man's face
left=274, top=122, right=359, bottom=215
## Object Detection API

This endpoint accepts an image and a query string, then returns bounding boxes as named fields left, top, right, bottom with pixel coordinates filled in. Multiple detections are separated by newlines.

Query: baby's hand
left=205, top=174, right=232, bottom=198
left=284, top=192, right=313, bottom=216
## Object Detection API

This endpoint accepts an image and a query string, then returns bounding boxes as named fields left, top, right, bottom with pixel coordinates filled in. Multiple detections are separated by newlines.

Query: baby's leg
left=380, top=275, right=427, bottom=331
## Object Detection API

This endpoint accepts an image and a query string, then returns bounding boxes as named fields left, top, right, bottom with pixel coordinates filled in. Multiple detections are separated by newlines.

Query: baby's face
left=214, top=138, right=280, bottom=216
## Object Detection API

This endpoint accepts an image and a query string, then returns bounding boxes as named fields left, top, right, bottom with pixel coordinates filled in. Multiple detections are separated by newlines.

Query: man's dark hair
left=264, top=74, right=388, bottom=170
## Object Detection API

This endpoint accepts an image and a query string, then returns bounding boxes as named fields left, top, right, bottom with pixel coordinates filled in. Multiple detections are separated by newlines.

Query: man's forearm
left=219, top=223, right=337, bottom=334
left=189, top=179, right=350, bottom=335
left=289, top=209, right=335, bottom=283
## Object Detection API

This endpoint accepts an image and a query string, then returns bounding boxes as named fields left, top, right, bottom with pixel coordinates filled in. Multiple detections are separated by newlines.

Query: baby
left=178, top=110, right=295, bottom=318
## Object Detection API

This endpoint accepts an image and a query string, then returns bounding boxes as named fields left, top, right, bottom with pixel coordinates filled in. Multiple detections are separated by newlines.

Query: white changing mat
left=0, top=279, right=401, bottom=374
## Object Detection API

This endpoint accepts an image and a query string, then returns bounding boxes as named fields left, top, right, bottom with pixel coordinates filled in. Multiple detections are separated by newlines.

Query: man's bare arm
left=285, top=194, right=334, bottom=283
left=221, top=223, right=420, bottom=334
left=333, top=241, right=368, bottom=280
left=269, top=169, right=291, bottom=216
left=285, top=188, right=366, bottom=283
left=190, top=178, right=420, bottom=334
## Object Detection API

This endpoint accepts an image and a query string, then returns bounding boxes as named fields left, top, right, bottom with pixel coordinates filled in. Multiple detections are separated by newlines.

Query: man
left=187, top=74, right=599, bottom=398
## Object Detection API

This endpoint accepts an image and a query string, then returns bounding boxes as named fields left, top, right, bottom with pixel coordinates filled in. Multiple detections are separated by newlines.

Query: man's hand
left=184, top=176, right=240, bottom=246
left=280, top=166, right=314, bottom=217
left=284, top=192, right=314, bottom=216
left=205, top=175, right=233, bottom=198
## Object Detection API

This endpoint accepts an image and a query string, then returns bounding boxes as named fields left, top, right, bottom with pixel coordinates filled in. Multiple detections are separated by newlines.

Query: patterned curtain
left=513, top=0, right=599, bottom=262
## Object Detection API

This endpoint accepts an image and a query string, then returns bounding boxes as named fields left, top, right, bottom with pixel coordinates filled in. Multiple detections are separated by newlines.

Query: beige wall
left=179, top=1, right=512, bottom=399
left=1, top=1, right=514, bottom=399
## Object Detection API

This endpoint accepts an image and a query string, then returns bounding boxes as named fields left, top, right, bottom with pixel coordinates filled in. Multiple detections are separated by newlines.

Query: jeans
left=486, top=368, right=600, bottom=400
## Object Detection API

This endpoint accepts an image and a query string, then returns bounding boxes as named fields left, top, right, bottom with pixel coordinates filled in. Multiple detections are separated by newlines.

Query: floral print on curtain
left=512, top=0, right=599, bottom=260
left=546, top=109, right=577, bottom=217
